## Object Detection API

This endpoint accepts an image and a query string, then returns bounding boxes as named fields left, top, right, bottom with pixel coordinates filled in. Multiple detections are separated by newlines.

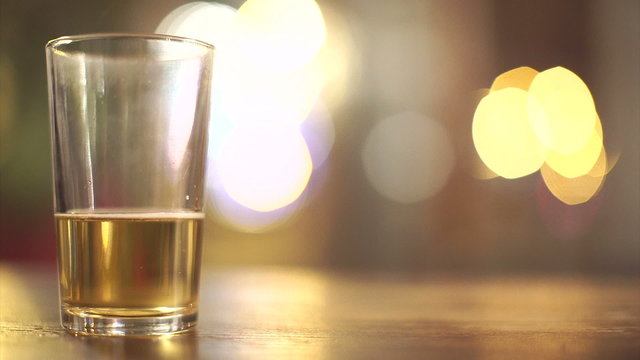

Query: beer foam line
left=55, top=211, right=205, bottom=219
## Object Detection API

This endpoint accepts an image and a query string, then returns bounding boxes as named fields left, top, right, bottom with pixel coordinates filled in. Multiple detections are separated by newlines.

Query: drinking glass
left=46, top=33, right=214, bottom=335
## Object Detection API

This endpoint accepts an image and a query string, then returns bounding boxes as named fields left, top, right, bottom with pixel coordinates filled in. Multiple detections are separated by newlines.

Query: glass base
left=61, top=307, right=197, bottom=336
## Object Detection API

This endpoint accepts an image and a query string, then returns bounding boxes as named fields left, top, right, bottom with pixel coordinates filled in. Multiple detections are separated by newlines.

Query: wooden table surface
left=1, top=263, right=639, bottom=359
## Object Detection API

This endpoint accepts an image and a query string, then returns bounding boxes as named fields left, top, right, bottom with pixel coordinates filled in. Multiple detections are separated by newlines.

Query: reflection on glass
left=167, top=60, right=201, bottom=171
left=79, top=333, right=197, bottom=360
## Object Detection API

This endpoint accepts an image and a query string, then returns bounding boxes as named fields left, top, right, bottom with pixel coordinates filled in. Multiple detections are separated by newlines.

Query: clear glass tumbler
left=46, top=34, right=214, bottom=335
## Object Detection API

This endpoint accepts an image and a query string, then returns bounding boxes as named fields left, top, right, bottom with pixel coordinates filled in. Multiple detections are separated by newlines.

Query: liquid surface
left=55, top=212, right=203, bottom=317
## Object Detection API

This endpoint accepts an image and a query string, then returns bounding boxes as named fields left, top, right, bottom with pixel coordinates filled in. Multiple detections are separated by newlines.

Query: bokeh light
left=540, top=148, right=607, bottom=205
left=545, top=116, right=603, bottom=178
left=300, top=102, right=335, bottom=170
left=490, top=66, right=538, bottom=92
left=155, top=2, right=237, bottom=47
left=528, top=66, right=598, bottom=155
left=473, top=88, right=548, bottom=179
left=232, top=0, right=326, bottom=72
left=473, top=65, right=611, bottom=206
left=216, top=123, right=312, bottom=212
left=314, top=4, right=360, bottom=110
left=472, top=157, right=499, bottom=180
left=156, top=1, right=342, bottom=231
left=362, top=112, right=454, bottom=204
left=207, top=185, right=302, bottom=233
left=215, top=58, right=324, bottom=127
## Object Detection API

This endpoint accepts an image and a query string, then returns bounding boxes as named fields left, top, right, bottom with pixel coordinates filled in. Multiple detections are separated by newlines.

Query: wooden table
left=1, top=263, right=639, bottom=359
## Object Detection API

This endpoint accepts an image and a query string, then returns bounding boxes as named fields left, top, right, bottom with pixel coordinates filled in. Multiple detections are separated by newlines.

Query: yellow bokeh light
left=469, top=89, right=497, bottom=180
left=587, top=145, right=609, bottom=178
left=217, top=124, right=312, bottom=212
left=490, top=66, right=538, bottom=92
left=474, top=65, right=610, bottom=205
left=472, top=156, right=499, bottom=180
left=472, top=88, right=548, bottom=179
left=528, top=66, right=598, bottom=154
left=233, top=0, right=326, bottom=72
left=545, top=116, right=603, bottom=178
left=605, top=150, right=620, bottom=175
left=541, top=147, right=607, bottom=205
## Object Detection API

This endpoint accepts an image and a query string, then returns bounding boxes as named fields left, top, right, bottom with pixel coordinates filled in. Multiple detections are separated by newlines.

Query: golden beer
left=55, top=212, right=203, bottom=330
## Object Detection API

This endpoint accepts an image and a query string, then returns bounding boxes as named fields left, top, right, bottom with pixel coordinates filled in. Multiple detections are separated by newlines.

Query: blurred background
left=0, top=0, right=638, bottom=275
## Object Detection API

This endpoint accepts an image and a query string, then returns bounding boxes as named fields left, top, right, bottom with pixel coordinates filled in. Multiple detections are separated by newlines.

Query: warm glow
left=540, top=147, right=607, bottom=205
left=157, top=0, right=335, bottom=222
left=315, top=4, right=360, bottom=109
left=232, top=0, right=326, bottom=72
left=155, top=2, right=237, bottom=47
left=472, top=88, right=548, bottom=179
left=215, top=58, right=324, bottom=127
left=528, top=66, right=598, bottom=155
left=473, top=65, right=611, bottom=205
left=0, top=266, right=41, bottom=320
left=217, top=124, right=312, bottom=212
left=545, top=116, right=603, bottom=178
left=605, top=150, right=621, bottom=175
left=208, top=187, right=301, bottom=233
left=362, top=112, right=454, bottom=203
left=472, top=157, right=499, bottom=180
left=301, top=102, right=335, bottom=169
left=490, top=66, right=538, bottom=92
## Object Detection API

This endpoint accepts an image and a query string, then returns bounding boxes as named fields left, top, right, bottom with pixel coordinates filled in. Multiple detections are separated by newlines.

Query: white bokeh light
left=217, top=123, right=313, bottom=212
left=300, top=102, right=335, bottom=169
left=156, top=1, right=342, bottom=231
left=156, top=2, right=237, bottom=48
left=362, top=112, right=455, bottom=204
left=232, top=0, right=326, bottom=72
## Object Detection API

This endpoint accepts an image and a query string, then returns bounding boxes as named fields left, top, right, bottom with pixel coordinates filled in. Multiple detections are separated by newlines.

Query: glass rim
left=46, top=33, right=214, bottom=51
